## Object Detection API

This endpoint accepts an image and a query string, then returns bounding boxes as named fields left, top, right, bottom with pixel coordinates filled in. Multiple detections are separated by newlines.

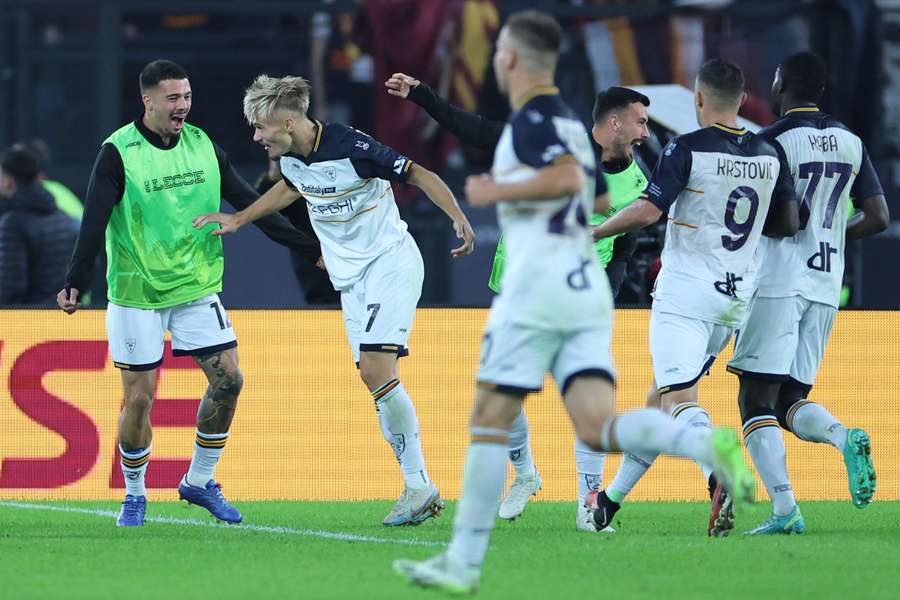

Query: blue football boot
left=116, top=495, right=147, bottom=527
left=745, top=506, right=806, bottom=535
left=178, top=479, right=243, bottom=523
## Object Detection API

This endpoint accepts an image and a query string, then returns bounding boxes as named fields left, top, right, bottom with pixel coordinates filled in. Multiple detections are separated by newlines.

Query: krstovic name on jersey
left=490, top=91, right=611, bottom=331
left=648, top=125, right=794, bottom=327
left=756, top=109, right=883, bottom=307
left=279, top=122, right=414, bottom=290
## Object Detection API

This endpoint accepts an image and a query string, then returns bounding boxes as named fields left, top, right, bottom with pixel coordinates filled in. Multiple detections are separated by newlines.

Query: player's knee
left=221, top=367, right=244, bottom=397
left=776, top=381, right=809, bottom=431
left=124, top=389, right=154, bottom=415
left=645, top=386, right=662, bottom=408
left=737, top=377, right=779, bottom=421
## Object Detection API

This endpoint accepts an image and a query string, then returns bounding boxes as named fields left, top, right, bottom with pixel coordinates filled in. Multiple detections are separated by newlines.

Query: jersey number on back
left=797, top=161, right=852, bottom=230
left=721, top=186, right=759, bottom=251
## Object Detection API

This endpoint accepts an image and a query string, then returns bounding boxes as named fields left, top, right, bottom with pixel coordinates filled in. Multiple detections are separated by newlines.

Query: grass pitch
left=1, top=500, right=897, bottom=599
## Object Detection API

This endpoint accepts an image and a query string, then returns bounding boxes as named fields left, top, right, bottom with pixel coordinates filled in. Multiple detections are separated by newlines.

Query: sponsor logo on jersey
left=714, top=272, right=743, bottom=297
left=308, top=197, right=354, bottom=216
left=300, top=183, right=337, bottom=195
left=143, top=170, right=206, bottom=193
left=393, top=156, right=409, bottom=175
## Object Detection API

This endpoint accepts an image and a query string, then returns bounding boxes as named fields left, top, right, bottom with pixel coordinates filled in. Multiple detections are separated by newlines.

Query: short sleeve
left=645, top=138, right=692, bottom=211
left=511, top=113, right=576, bottom=169
left=771, top=140, right=797, bottom=206
left=850, top=144, right=884, bottom=207
left=347, top=130, right=414, bottom=182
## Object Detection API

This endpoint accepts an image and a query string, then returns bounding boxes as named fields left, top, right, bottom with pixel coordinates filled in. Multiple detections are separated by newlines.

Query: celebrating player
left=193, top=74, right=476, bottom=527
left=392, top=12, right=754, bottom=594
left=587, top=58, right=800, bottom=536
left=58, top=59, right=323, bottom=527
left=385, top=74, right=652, bottom=530
left=727, top=51, right=888, bottom=534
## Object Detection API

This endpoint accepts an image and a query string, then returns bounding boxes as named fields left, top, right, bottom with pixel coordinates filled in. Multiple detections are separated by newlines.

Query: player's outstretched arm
left=465, top=162, right=585, bottom=208
left=847, top=194, right=890, bottom=240
left=592, top=197, right=662, bottom=241
left=193, top=180, right=302, bottom=236
left=385, top=72, right=504, bottom=150
left=406, top=163, right=475, bottom=256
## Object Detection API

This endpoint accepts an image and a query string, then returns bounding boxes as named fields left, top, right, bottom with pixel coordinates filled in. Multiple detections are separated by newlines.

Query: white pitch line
left=0, top=501, right=445, bottom=548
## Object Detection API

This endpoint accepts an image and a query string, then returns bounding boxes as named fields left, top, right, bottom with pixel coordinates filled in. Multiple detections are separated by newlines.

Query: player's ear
left=695, top=88, right=704, bottom=110
left=284, top=116, right=294, bottom=132
left=738, top=91, right=748, bottom=109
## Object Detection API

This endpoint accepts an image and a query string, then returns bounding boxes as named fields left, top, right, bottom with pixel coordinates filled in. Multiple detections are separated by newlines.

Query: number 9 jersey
left=646, top=124, right=796, bottom=327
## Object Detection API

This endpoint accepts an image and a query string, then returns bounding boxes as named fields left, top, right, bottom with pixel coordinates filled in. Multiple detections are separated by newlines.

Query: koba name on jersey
left=808, top=134, right=839, bottom=152
left=142, top=170, right=206, bottom=193
left=716, top=158, right=774, bottom=180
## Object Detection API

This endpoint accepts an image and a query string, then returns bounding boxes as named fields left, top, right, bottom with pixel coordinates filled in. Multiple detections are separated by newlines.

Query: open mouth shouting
left=170, top=113, right=186, bottom=132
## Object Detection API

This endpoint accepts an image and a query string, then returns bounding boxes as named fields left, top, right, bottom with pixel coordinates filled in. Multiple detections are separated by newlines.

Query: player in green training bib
left=57, top=60, right=320, bottom=528
left=490, top=87, right=650, bottom=295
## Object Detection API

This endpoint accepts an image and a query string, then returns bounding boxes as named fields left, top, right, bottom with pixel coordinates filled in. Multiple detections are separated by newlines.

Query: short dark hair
left=140, top=59, right=189, bottom=93
left=593, top=87, right=650, bottom=123
left=505, top=10, right=563, bottom=56
left=1, top=144, right=40, bottom=185
left=697, top=58, right=745, bottom=107
left=779, top=51, right=827, bottom=102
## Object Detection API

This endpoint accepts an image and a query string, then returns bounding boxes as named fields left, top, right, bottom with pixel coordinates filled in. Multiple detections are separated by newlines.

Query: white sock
left=508, top=409, right=537, bottom=479
left=447, top=428, right=509, bottom=570
left=672, top=402, right=714, bottom=481
left=744, top=415, right=796, bottom=516
left=607, top=451, right=654, bottom=504
left=119, top=444, right=151, bottom=497
left=789, top=401, right=847, bottom=450
left=609, top=408, right=713, bottom=468
left=373, top=379, right=431, bottom=489
left=575, top=438, right=605, bottom=504
left=185, top=431, right=229, bottom=488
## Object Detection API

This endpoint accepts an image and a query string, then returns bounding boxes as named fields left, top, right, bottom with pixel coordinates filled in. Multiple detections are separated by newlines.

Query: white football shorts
left=649, top=307, right=734, bottom=393
left=477, top=311, right=616, bottom=396
left=727, top=295, right=836, bottom=386
left=106, top=293, right=237, bottom=370
left=341, top=234, right=424, bottom=364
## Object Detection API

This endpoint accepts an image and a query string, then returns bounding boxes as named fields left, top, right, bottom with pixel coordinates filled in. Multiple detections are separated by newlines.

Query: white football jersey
left=279, top=121, right=415, bottom=290
left=646, top=124, right=796, bottom=327
left=490, top=87, right=611, bottom=331
left=756, top=107, right=883, bottom=307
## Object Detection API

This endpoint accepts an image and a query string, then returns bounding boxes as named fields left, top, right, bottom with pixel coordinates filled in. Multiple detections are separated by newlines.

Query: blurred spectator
left=0, top=144, right=79, bottom=305
left=255, top=160, right=339, bottom=305
left=23, top=139, right=84, bottom=221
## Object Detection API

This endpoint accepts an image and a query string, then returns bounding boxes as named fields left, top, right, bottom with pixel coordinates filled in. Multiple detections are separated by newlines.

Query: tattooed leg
left=194, top=348, right=244, bottom=435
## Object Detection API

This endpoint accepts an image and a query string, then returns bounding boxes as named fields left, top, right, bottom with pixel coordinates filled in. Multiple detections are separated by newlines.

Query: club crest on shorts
left=125, top=338, right=136, bottom=354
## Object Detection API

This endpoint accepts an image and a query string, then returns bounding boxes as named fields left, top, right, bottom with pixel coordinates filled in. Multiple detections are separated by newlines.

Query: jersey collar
left=784, top=104, right=821, bottom=115
left=712, top=122, right=748, bottom=136
left=512, top=85, right=559, bottom=111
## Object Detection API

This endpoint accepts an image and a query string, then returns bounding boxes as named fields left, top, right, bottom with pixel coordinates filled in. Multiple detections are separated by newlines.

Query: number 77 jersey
left=755, top=107, right=884, bottom=308
left=646, top=124, right=796, bottom=327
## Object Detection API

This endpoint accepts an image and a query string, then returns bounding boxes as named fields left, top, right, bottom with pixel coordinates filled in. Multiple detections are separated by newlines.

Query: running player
left=392, top=13, right=754, bottom=594
left=57, top=59, right=322, bottom=526
left=587, top=58, right=799, bottom=536
left=193, top=74, right=476, bottom=526
left=385, top=73, right=651, bottom=529
left=727, top=51, right=889, bottom=534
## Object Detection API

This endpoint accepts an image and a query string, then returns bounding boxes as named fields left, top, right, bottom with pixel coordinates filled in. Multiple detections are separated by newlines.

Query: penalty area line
left=0, top=501, right=445, bottom=548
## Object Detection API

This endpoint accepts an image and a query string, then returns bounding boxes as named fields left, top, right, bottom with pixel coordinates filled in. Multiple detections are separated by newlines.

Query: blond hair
left=243, top=75, right=311, bottom=124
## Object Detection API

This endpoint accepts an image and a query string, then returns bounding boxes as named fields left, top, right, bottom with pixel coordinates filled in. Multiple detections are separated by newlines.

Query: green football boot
left=843, top=428, right=876, bottom=509
left=710, top=427, right=756, bottom=513
left=745, top=506, right=806, bottom=535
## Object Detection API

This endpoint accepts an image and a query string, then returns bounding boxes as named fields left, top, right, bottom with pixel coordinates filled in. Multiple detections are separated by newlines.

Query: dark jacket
left=0, top=182, right=79, bottom=304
